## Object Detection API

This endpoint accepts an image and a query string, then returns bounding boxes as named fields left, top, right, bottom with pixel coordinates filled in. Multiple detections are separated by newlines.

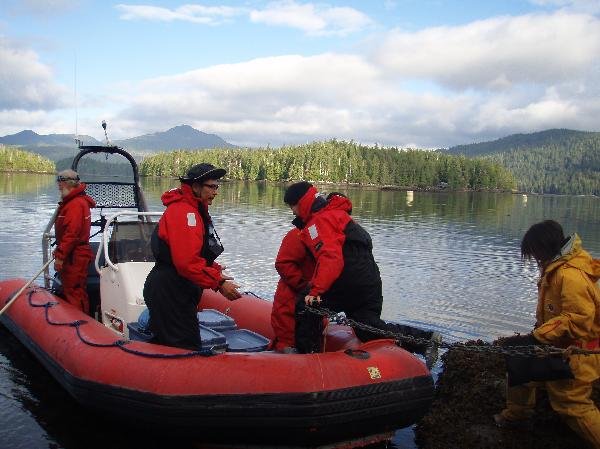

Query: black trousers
left=294, top=280, right=434, bottom=355
left=143, top=263, right=201, bottom=350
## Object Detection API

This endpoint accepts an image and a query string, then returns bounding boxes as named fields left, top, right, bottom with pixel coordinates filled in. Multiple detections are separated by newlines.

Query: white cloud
left=374, top=12, right=600, bottom=90
left=116, top=1, right=372, bottom=35
left=106, top=54, right=494, bottom=148
left=3, top=7, right=600, bottom=148
left=249, top=0, right=373, bottom=36
left=0, top=36, right=69, bottom=111
left=116, top=3, right=244, bottom=25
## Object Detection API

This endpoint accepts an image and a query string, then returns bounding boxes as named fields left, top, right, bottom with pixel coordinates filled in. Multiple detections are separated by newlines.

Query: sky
left=1, top=0, right=600, bottom=148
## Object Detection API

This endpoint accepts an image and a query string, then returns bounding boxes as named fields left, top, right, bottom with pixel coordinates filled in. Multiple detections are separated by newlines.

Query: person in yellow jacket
left=494, top=220, right=600, bottom=448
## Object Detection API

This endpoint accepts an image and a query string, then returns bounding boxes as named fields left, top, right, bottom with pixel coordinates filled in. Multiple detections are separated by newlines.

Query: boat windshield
left=108, top=220, right=156, bottom=264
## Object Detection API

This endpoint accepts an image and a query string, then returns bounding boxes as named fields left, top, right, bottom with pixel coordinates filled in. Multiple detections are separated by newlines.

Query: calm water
left=1, top=172, right=599, bottom=449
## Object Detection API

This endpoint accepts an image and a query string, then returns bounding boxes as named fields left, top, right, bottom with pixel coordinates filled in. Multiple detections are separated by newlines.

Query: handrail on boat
left=42, top=207, right=60, bottom=289
left=97, top=211, right=163, bottom=274
left=42, top=138, right=151, bottom=287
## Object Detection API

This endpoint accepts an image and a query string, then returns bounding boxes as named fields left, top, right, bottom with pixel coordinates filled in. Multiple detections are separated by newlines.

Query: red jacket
left=295, top=187, right=355, bottom=296
left=157, top=184, right=223, bottom=289
left=54, top=183, right=96, bottom=262
left=271, top=227, right=315, bottom=350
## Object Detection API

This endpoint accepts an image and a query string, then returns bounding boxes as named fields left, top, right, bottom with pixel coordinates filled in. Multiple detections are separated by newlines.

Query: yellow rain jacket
left=501, top=234, right=600, bottom=447
left=533, top=234, right=600, bottom=378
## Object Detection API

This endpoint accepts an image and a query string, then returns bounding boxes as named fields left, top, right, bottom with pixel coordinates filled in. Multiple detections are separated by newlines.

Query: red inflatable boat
left=0, top=143, right=434, bottom=446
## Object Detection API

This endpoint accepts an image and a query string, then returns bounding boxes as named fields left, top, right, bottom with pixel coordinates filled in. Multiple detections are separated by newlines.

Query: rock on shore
left=415, top=340, right=598, bottom=449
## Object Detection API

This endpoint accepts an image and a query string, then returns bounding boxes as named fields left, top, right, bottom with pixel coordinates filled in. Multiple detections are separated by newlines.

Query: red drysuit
left=54, top=183, right=95, bottom=314
left=271, top=226, right=315, bottom=351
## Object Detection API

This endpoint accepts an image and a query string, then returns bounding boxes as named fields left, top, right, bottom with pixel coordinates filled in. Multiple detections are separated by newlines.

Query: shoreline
left=1, top=170, right=598, bottom=197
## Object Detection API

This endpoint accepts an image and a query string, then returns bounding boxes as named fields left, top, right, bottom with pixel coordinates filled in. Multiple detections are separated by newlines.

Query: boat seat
left=127, top=322, right=228, bottom=352
left=100, top=261, right=154, bottom=333
left=197, top=309, right=268, bottom=351
left=129, top=308, right=269, bottom=352
left=222, top=329, right=270, bottom=352
left=197, top=309, right=237, bottom=332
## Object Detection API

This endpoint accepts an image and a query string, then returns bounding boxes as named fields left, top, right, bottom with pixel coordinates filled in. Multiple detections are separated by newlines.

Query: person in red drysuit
left=53, top=169, right=96, bottom=314
left=271, top=220, right=315, bottom=352
left=284, top=182, right=441, bottom=366
left=143, top=163, right=241, bottom=350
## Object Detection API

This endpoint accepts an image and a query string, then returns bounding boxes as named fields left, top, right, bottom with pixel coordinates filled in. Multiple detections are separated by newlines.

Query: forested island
left=447, top=129, right=600, bottom=196
left=3, top=129, right=599, bottom=195
left=140, top=140, right=516, bottom=191
left=0, top=146, right=54, bottom=173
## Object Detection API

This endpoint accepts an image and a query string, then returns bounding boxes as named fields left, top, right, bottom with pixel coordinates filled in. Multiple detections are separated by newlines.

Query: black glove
left=499, top=333, right=540, bottom=347
left=506, top=355, right=574, bottom=386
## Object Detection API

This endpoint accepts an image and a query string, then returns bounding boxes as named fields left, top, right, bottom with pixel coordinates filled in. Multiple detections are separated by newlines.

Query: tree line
left=483, top=136, right=600, bottom=195
left=140, top=140, right=516, bottom=191
left=0, top=145, right=54, bottom=173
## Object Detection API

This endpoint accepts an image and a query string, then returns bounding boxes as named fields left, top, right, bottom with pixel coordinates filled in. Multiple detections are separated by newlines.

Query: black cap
left=179, top=163, right=226, bottom=184
left=284, top=181, right=313, bottom=205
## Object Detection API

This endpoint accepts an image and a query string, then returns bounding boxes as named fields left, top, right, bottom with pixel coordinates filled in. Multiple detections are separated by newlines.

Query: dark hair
left=284, top=182, right=313, bottom=205
left=521, top=220, right=566, bottom=265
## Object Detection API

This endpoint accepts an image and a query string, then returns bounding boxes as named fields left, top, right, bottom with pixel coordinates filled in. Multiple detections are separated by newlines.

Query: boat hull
left=0, top=278, right=434, bottom=445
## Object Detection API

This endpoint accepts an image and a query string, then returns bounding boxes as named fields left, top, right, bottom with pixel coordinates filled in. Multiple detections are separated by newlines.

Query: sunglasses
left=202, top=183, right=220, bottom=190
left=56, top=176, right=80, bottom=182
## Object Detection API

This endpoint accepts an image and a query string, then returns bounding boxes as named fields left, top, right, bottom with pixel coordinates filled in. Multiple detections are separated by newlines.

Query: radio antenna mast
left=102, top=120, right=110, bottom=145
left=74, top=52, right=80, bottom=147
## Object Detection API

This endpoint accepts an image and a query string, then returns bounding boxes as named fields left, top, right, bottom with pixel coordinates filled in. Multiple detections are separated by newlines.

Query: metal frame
left=96, top=211, right=163, bottom=273
left=42, top=143, right=151, bottom=288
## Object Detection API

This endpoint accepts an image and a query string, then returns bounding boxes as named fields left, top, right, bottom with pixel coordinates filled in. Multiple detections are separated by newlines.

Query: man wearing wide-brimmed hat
left=143, top=163, right=241, bottom=350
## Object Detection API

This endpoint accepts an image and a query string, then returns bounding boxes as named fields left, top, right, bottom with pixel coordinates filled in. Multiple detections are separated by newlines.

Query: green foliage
left=447, top=129, right=600, bottom=157
left=447, top=129, right=600, bottom=195
left=484, top=136, right=600, bottom=195
left=139, top=140, right=516, bottom=191
left=0, top=145, right=55, bottom=173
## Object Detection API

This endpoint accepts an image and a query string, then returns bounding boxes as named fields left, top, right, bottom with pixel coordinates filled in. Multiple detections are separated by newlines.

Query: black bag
left=506, top=355, right=574, bottom=387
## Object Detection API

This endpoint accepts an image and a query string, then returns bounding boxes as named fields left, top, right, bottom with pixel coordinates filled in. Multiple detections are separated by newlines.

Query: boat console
left=96, top=210, right=161, bottom=337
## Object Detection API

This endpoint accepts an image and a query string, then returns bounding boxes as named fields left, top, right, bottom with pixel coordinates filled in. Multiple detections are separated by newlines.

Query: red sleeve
left=55, top=200, right=86, bottom=261
left=160, top=203, right=222, bottom=289
left=275, top=229, right=311, bottom=291
left=303, top=213, right=346, bottom=296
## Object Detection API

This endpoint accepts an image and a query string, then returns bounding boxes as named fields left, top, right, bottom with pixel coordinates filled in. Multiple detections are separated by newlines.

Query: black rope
left=242, top=291, right=262, bottom=298
left=26, top=288, right=214, bottom=358
left=89, top=229, right=102, bottom=240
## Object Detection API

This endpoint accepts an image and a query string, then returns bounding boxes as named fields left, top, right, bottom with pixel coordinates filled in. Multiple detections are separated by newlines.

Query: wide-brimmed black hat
left=284, top=181, right=313, bottom=205
left=179, top=163, right=226, bottom=184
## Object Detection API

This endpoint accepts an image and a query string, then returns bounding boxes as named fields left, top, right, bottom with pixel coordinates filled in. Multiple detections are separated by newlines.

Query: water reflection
left=0, top=172, right=55, bottom=195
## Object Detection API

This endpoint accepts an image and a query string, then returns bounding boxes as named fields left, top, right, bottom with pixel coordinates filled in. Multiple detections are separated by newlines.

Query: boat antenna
left=102, top=120, right=111, bottom=145
left=74, top=51, right=81, bottom=148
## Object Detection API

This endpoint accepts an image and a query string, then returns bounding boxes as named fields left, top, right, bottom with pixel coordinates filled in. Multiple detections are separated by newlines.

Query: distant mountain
left=444, top=129, right=600, bottom=195
left=0, top=130, right=100, bottom=161
left=445, top=128, right=600, bottom=156
left=0, top=125, right=235, bottom=161
left=114, top=125, right=236, bottom=153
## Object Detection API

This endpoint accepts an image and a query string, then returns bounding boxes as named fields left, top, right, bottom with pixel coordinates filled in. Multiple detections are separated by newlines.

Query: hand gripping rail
left=95, top=211, right=163, bottom=273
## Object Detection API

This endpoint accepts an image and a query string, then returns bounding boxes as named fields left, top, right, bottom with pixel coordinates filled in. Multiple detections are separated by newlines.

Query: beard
left=59, top=186, right=70, bottom=198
